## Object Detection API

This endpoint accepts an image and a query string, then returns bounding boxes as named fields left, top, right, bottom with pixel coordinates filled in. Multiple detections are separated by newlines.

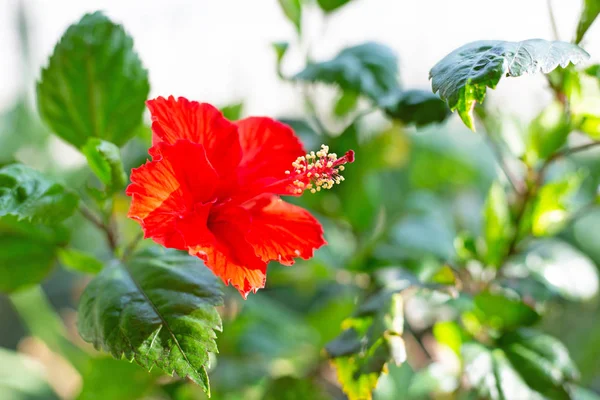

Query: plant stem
left=79, top=204, right=118, bottom=253
left=122, top=232, right=144, bottom=261
left=484, top=135, right=524, bottom=195
left=9, top=286, right=89, bottom=373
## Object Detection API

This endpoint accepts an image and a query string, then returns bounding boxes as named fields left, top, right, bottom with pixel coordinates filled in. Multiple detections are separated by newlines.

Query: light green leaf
left=77, top=247, right=224, bottom=395
left=380, top=89, right=451, bottom=127
left=575, top=0, right=600, bottom=44
left=317, top=0, right=353, bottom=13
left=483, top=182, right=512, bottom=268
left=333, top=90, right=359, bottom=117
left=82, top=138, right=127, bottom=195
left=57, top=248, right=103, bottom=274
left=501, top=329, right=578, bottom=399
left=37, top=11, right=150, bottom=148
left=219, top=102, right=244, bottom=121
left=430, top=39, right=589, bottom=130
left=531, top=172, right=584, bottom=236
left=0, top=164, right=78, bottom=224
left=525, top=102, right=571, bottom=164
left=278, top=0, right=302, bottom=34
left=0, top=347, right=59, bottom=400
left=295, top=42, right=399, bottom=102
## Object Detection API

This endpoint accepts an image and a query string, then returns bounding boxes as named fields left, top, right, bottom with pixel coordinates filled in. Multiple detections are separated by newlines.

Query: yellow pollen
left=289, top=143, right=352, bottom=195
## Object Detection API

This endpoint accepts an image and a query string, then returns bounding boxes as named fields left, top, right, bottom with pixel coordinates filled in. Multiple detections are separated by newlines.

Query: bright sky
left=0, top=0, right=598, bottom=121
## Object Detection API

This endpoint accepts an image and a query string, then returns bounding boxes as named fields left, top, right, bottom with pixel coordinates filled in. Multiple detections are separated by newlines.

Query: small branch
left=122, top=232, right=144, bottom=261
left=79, top=204, right=118, bottom=252
left=484, top=135, right=524, bottom=195
left=547, top=0, right=560, bottom=41
left=540, top=140, right=600, bottom=177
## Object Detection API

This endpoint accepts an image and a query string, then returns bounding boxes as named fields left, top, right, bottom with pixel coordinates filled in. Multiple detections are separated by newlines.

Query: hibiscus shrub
left=2, top=1, right=600, bottom=399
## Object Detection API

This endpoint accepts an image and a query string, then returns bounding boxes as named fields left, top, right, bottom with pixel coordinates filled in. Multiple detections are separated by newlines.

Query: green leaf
left=272, top=41, right=289, bottom=78
left=277, top=0, right=302, bottom=34
left=37, top=11, right=150, bottom=148
left=531, top=171, right=584, bottom=236
left=219, top=102, right=244, bottom=121
left=575, top=0, right=600, bottom=44
left=433, top=321, right=464, bottom=355
left=0, top=347, right=59, bottom=399
left=473, top=291, right=539, bottom=331
left=0, top=216, right=67, bottom=294
left=430, top=39, right=589, bottom=130
left=326, top=291, right=405, bottom=400
left=294, top=42, right=399, bottom=102
left=78, top=357, right=158, bottom=400
left=500, top=329, right=578, bottom=399
left=380, top=89, right=450, bottom=126
left=525, top=102, right=571, bottom=164
left=333, top=90, right=360, bottom=118
left=483, top=182, right=512, bottom=268
left=573, top=386, right=600, bottom=400
left=82, top=138, right=127, bottom=195
left=316, top=0, right=353, bottom=13
left=77, top=247, right=224, bottom=394
left=58, top=247, right=103, bottom=274
left=0, top=164, right=78, bottom=224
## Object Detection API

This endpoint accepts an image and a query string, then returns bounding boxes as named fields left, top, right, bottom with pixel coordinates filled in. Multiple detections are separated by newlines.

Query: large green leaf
left=77, top=247, right=224, bottom=395
left=0, top=216, right=67, bottom=293
left=0, top=347, right=59, bottom=400
left=37, top=11, right=149, bottom=148
left=379, top=89, right=451, bottom=126
left=294, top=42, right=399, bottom=102
left=575, top=0, right=600, bottom=44
left=430, top=39, right=589, bottom=130
left=473, top=291, right=539, bottom=332
left=316, top=0, right=353, bottom=13
left=277, top=0, right=302, bottom=33
left=500, top=329, right=579, bottom=399
left=525, top=101, right=571, bottom=164
left=483, top=182, right=512, bottom=268
left=81, top=138, right=127, bottom=196
left=0, top=164, right=78, bottom=224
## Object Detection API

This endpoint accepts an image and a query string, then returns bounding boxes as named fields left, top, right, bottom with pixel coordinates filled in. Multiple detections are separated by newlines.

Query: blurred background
left=1, top=0, right=600, bottom=399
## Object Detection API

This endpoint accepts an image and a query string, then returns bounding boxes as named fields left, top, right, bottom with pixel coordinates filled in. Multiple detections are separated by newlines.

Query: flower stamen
left=288, top=144, right=354, bottom=194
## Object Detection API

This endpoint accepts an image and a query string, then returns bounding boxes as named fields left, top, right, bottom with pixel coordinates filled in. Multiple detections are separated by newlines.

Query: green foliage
left=0, top=164, right=78, bottom=224
left=0, top=347, right=59, bottom=399
left=0, top=217, right=67, bottom=293
left=77, top=247, right=224, bottom=395
left=483, top=182, right=512, bottom=267
left=278, top=0, right=302, bottom=33
left=57, top=247, right=103, bottom=274
left=295, top=42, right=399, bottom=102
left=526, top=102, right=571, bottom=164
left=430, top=39, right=589, bottom=130
left=82, top=138, right=127, bottom=196
left=316, top=0, right=353, bottom=13
left=333, top=90, right=360, bottom=117
left=37, top=11, right=149, bottom=148
left=219, top=102, right=244, bottom=121
left=575, top=0, right=600, bottom=44
left=380, top=89, right=450, bottom=127
left=473, top=291, right=540, bottom=332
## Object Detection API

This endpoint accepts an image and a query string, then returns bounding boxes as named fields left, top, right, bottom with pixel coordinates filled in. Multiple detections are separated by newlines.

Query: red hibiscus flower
left=126, top=96, right=354, bottom=298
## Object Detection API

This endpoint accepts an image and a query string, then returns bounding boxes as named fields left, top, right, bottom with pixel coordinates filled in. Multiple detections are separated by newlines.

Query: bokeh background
left=1, top=0, right=600, bottom=399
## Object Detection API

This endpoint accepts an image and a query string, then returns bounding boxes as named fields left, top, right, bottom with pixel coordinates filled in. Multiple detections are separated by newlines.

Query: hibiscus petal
left=126, top=140, right=218, bottom=249
left=245, top=196, right=326, bottom=265
left=147, top=96, right=242, bottom=177
left=189, top=207, right=267, bottom=298
left=235, top=117, right=305, bottom=186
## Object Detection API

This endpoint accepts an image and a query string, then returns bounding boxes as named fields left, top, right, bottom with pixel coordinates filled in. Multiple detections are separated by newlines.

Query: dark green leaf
left=0, top=347, right=59, bottom=399
left=77, top=247, right=224, bottom=394
left=575, top=0, right=600, bottom=44
left=82, top=138, right=127, bottom=195
left=295, top=42, right=399, bottom=102
left=531, top=171, right=583, bottom=236
left=501, top=329, right=578, bottom=399
left=525, top=102, right=571, bottom=164
left=430, top=39, right=589, bottom=130
left=219, top=102, right=244, bottom=121
left=316, top=0, right=353, bottom=13
left=333, top=90, right=359, bottom=117
left=58, top=248, right=103, bottom=274
left=483, top=182, right=512, bottom=267
left=380, top=89, right=450, bottom=126
left=37, top=11, right=150, bottom=148
left=0, top=164, right=78, bottom=224
left=473, top=291, right=539, bottom=331
left=277, top=0, right=302, bottom=33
